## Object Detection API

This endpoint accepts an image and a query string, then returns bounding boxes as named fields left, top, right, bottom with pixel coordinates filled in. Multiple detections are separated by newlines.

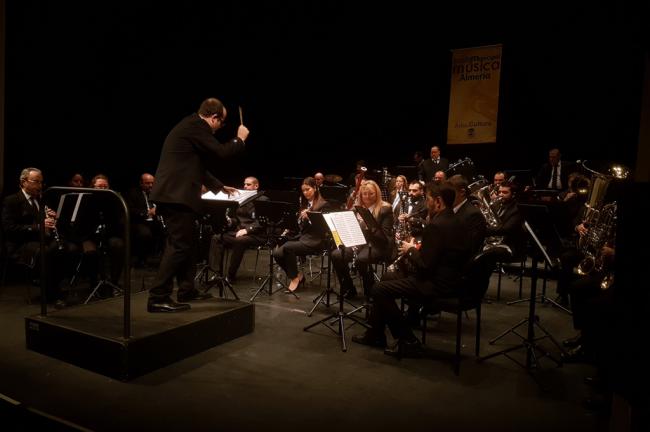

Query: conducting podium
left=200, top=189, right=261, bottom=299
left=303, top=210, right=370, bottom=352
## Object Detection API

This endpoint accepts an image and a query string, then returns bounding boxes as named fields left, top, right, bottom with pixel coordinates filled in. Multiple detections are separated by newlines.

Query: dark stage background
left=3, top=1, right=647, bottom=193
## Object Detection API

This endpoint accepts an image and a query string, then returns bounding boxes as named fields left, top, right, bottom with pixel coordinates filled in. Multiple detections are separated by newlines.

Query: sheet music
left=202, top=189, right=258, bottom=205
left=323, top=211, right=366, bottom=248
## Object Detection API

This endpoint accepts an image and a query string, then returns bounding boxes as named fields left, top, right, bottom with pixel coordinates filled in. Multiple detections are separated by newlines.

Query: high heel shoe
left=287, top=272, right=304, bottom=292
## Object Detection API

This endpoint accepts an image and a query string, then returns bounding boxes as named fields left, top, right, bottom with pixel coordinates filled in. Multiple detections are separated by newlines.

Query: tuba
left=578, top=160, right=630, bottom=241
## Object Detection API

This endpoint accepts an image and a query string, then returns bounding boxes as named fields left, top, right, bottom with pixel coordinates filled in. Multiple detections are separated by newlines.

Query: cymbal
left=324, top=174, right=343, bottom=183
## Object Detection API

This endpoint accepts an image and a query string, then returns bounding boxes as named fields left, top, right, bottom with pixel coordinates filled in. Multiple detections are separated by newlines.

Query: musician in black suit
left=448, top=175, right=487, bottom=255
left=212, top=176, right=268, bottom=283
left=273, top=177, right=333, bottom=293
left=352, top=183, right=472, bottom=355
left=485, top=183, right=525, bottom=257
left=1, top=168, right=66, bottom=306
left=418, top=146, right=450, bottom=183
left=125, top=173, right=165, bottom=267
left=534, top=148, right=575, bottom=191
left=331, top=180, right=395, bottom=299
left=147, top=97, right=249, bottom=312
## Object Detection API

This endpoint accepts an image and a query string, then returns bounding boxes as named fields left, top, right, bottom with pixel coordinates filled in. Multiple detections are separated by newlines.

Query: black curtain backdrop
left=4, top=1, right=647, bottom=193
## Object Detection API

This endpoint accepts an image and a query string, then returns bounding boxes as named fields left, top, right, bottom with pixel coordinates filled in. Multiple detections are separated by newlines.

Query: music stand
left=303, top=211, right=370, bottom=352
left=249, top=200, right=299, bottom=302
left=304, top=210, right=347, bottom=317
left=199, top=191, right=260, bottom=300
left=479, top=218, right=566, bottom=374
left=507, top=203, right=571, bottom=314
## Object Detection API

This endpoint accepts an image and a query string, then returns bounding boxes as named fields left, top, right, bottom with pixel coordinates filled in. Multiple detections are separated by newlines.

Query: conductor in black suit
left=417, top=146, right=450, bottom=183
left=147, top=98, right=249, bottom=312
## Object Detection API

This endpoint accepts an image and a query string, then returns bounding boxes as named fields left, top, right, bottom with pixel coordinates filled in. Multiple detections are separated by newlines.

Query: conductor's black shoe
left=53, top=299, right=67, bottom=310
left=562, top=333, right=583, bottom=348
left=177, top=290, right=213, bottom=302
left=351, top=331, right=387, bottom=348
left=384, top=339, right=424, bottom=358
left=147, top=300, right=191, bottom=313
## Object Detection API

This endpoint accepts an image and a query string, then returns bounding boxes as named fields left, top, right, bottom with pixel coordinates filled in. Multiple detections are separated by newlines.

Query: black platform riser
left=25, top=303, right=254, bottom=381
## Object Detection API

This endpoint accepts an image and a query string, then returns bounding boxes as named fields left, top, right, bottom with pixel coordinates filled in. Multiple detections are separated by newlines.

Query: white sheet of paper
left=324, top=211, right=366, bottom=247
left=201, top=189, right=258, bottom=205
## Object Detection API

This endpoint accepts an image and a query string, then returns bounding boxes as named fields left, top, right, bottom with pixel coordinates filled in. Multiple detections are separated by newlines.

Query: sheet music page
left=202, top=189, right=257, bottom=205
left=325, top=211, right=366, bottom=247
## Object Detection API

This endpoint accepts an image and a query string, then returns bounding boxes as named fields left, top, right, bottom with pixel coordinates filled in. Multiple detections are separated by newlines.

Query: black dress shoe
left=562, top=333, right=583, bottom=348
left=177, top=290, right=213, bottom=302
left=147, top=300, right=191, bottom=313
left=384, top=339, right=424, bottom=358
left=53, top=299, right=67, bottom=310
left=351, top=332, right=387, bottom=348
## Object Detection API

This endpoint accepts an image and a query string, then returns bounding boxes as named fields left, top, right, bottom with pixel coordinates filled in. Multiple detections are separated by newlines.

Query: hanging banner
left=447, top=44, right=502, bottom=144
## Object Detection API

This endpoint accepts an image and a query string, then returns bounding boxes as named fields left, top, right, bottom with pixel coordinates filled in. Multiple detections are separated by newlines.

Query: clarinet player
left=147, top=98, right=249, bottom=313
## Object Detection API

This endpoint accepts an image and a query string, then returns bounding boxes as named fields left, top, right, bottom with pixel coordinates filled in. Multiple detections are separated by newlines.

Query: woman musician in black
left=331, top=180, right=396, bottom=299
left=273, top=177, right=333, bottom=293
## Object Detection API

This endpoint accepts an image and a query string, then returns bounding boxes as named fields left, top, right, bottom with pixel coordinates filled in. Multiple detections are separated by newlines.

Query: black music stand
left=479, top=218, right=566, bottom=374
left=506, top=203, right=571, bottom=314
left=249, top=200, right=299, bottom=302
left=303, top=211, right=370, bottom=352
left=53, top=192, right=122, bottom=303
left=304, top=211, right=349, bottom=317
left=198, top=198, right=242, bottom=300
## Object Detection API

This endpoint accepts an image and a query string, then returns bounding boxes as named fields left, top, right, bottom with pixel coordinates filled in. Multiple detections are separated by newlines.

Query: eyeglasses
left=216, top=117, right=226, bottom=127
left=26, top=179, right=43, bottom=184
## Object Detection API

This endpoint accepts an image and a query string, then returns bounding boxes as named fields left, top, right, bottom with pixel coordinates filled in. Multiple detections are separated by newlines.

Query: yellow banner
left=447, top=44, right=502, bottom=144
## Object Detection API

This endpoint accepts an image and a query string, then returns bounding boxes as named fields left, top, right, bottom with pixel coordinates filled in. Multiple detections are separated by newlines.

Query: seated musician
left=395, top=180, right=428, bottom=239
left=68, top=174, right=125, bottom=297
left=330, top=180, right=395, bottom=299
left=484, top=182, right=524, bottom=256
left=448, top=174, right=487, bottom=255
left=1, top=168, right=68, bottom=307
left=352, top=183, right=472, bottom=355
left=211, top=176, right=268, bottom=283
left=273, top=177, right=333, bottom=293
left=125, top=173, right=165, bottom=267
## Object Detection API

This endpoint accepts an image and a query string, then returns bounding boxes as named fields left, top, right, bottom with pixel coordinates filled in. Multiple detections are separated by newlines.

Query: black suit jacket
left=151, top=113, right=245, bottom=214
left=125, top=188, right=153, bottom=224
left=535, top=160, right=575, bottom=190
left=456, top=200, right=487, bottom=255
left=418, top=158, right=450, bottom=182
left=360, top=205, right=395, bottom=260
left=406, top=208, right=472, bottom=297
left=1, top=191, right=41, bottom=250
left=232, top=195, right=269, bottom=236
left=487, top=201, right=525, bottom=256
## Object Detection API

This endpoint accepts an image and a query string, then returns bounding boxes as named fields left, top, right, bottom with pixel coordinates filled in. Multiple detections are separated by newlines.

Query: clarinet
left=45, top=205, right=64, bottom=250
left=144, top=191, right=166, bottom=229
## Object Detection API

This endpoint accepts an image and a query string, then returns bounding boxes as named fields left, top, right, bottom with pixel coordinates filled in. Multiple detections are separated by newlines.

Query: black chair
left=420, top=247, right=510, bottom=375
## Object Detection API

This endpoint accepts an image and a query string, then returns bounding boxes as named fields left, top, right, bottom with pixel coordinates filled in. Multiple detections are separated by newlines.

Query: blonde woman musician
left=331, top=180, right=395, bottom=299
